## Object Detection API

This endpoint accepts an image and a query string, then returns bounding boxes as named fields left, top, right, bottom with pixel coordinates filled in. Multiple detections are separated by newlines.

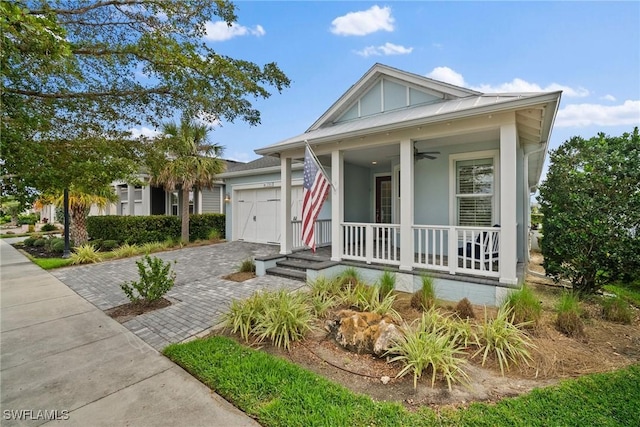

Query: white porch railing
left=341, top=223, right=500, bottom=278
left=292, top=219, right=332, bottom=250
left=342, top=222, right=401, bottom=266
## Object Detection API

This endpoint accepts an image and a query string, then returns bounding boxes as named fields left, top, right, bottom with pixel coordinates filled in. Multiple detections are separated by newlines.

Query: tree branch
left=29, top=1, right=158, bottom=16
left=5, top=87, right=171, bottom=99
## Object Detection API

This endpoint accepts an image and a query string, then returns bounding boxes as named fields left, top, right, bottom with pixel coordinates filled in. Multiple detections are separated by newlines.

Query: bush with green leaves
left=387, top=310, right=469, bottom=390
left=473, top=306, right=534, bottom=375
left=33, top=238, right=46, bottom=247
left=502, top=284, right=542, bottom=327
left=45, top=237, right=64, bottom=253
left=337, top=267, right=362, bottom=288
left=238, top=258, right=256, bottom=273
left=223, top=290, right=313, bottom=349
left=69, top=244, right=102, bottom=264
left=601, top=296, right=632, bottom=324
left=111, top=243, right=140, bottom=258
left=41, top=223, right=57, bottom=232
left=341, top=282, right=398, bottom=318
left=120, top=255, right=176, bottom=305
left=555, top=292, right=584, bottom=337
left=378, top=270, right=395, bottom=300
left=307, top=276, right=341, bottom=317
left=100, top=240, right=119, bottom=251
left=23, top=237, right=36, bottom=247
left=538, top=128, right=640, bottom=293
left=411, top=274, right=436, bottom=311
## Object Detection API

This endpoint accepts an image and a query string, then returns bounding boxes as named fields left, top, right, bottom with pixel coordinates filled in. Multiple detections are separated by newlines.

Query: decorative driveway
left=52, top=241, right=305, bottom=350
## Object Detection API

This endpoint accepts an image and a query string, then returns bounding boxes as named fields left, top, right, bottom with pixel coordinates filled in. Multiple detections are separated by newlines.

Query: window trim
left=449, top=150, right=500, bottom=226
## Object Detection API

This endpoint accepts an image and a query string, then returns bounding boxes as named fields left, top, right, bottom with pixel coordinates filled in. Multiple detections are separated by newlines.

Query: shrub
left=23, top=237, right=36, bottom=247
left=208, top=228, right=221, bottom=241
left=307, top=276, right=340, bottom=317
left=555, top=292, right=584, bottom=337
left=253, top=290, right=314, bottom=350
left=100, top=240, right=119, bottom=251
left=69, top=244, right=102, bottom=265
left=502, top=284, right=542, bottom=327
left=28, top=224, right=35, bottom=233
left=111, top=243, right=140, bottom=258
left=140, top=241, right=168, bottom=254
left=238, top=258, right=256, bottom=273
left=455, top=298, right=476, bottom=319
left=41, top=223, right=57, bottom=232
left=387, top=312, right=469, bottom=390
left=120, top=255, right=176, bottom=305
left=33, top=238, right=46, bottom=247
left=601, top=296, right=632, bottom=324
left=51, top=240, right=66, bottom=253
left=337, top=267, right=362, bottom=288
left=378, top=270, right=395, bottom=300
left=411, top=274, right=436, bottom=311
left=473, top=306, right=534, bottom=375
left=224, top=290, right=314, bottom=349
left=225, top=294, right=262, bottom=341
left=308, top=276, right=342, bottom=298
left=342, top=282, right=399, bottom=319
left=86, top=213, right=225, bottom=244
left=45, top=237, right=64, bottom=253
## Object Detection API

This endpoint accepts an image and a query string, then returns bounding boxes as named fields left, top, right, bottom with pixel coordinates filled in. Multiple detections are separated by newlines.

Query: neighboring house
left=241, top=63, right=561, bottom=305
left=36, top=160, right=242, bottom=222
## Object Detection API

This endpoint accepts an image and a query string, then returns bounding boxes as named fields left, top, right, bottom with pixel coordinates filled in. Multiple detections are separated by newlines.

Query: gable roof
left=307, top=63, right=481, bottom=132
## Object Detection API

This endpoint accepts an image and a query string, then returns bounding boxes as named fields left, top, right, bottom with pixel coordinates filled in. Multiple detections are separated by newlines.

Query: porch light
left=224, top=193, right=231, bottom=203
left=372, top=161, right=377, bottom=165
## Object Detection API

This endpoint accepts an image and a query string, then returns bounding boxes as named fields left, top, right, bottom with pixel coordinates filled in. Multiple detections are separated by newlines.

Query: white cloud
left=129, top=127, right=161, bottom=139
left=355, top=42, right=413, bottom=57
left=426, top=66, right=466, bottom=87
left=204, top=21, right=265, bottom=41
left=330, top=5, right=394, bottom=36
left=601, top=94, right=616, bottom=102
left=555, top=100, right=640, bottom=127
left=473, top=80, right=589, bottom=97
left=425, top=66, right=590, bottom=97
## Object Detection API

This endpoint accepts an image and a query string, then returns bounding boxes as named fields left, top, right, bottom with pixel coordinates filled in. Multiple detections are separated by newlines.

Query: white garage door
left=235, top=187, right=303, bottom=244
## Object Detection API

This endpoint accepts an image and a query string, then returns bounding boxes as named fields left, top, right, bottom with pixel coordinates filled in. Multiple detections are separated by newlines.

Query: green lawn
left=604, top=281, right=640, bottom=308
left=164, top=336, right=640, bottom=427
left=31, top=257, right=73, bottom=270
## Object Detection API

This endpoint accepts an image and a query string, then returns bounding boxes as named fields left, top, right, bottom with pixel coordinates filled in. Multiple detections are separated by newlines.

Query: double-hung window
left=455, top=158, right=494, bottom=226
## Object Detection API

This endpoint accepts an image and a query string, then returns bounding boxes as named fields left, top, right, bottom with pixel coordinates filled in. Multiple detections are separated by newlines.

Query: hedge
left=86, top=214, right=225, bottom=244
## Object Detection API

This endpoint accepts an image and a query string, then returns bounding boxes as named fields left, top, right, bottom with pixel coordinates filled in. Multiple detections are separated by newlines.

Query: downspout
left=523, top=143, right=547, bottom=266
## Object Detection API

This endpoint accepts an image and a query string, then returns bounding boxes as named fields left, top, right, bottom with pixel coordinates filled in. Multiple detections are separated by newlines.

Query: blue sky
left=134, top=1, right=640, bottom=178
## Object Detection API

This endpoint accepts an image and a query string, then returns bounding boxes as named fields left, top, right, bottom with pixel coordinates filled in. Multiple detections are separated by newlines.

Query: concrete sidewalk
left=0, top=240, right=260, bottom=427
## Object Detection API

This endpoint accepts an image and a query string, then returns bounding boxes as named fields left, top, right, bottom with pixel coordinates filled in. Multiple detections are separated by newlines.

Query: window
left=171, top=190, right=195, bottom=215
left=456, top=158, right=494, bottom=226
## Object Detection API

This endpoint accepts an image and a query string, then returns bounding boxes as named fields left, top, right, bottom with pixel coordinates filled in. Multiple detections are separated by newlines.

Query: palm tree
left=150, top=118, right=224, bottom=243
left=37, top=187, right=115, bottom=246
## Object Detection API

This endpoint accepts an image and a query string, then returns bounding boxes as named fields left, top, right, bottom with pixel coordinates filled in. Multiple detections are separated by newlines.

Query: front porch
left=256, top=224, right=522, bottom=306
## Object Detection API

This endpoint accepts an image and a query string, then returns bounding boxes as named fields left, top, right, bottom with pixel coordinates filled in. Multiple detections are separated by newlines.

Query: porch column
left=331, top=150, right=344, bottom=262
left=127, top=184, right=135, bottom=216
left=141, top=184, right=151, bottom=215
left=500, top=122, right=518, bottom=285
left=280, top=157, right=292, bottom=255
left=399, top=138, right=414, bottom=271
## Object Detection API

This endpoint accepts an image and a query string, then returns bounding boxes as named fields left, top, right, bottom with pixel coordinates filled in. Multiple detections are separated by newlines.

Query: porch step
left=275, top=258, right=311, bottom=272
left=265, top=266, right=307, bottom=281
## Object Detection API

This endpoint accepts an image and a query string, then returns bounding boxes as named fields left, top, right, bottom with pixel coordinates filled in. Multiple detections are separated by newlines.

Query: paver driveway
left=52, top=241, right=305, bottom=350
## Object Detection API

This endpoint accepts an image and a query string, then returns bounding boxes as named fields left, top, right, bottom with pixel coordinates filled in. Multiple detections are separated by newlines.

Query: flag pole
left=304, top=140, right=336, bottom=191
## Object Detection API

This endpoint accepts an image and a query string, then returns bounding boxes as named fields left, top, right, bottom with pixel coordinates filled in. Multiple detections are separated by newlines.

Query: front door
left=375, top=176, right=392, bottom=224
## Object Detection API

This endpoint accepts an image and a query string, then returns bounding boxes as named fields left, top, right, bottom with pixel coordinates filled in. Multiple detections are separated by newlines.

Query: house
left=36, top=160, right=243, bottom=222
left=232, top=63, right=560, bottom=306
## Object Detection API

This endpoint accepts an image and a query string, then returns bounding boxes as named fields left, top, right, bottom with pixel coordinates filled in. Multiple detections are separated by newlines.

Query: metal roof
left=255, top=92, right=559, bottom=156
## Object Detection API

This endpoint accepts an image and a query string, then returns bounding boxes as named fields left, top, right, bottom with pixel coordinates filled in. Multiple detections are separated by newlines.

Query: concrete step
left=275, top=258, right=313, bottom=272
left=287, top=252, right=330, bottom=263
left=266, top=266, right=306, bottom=281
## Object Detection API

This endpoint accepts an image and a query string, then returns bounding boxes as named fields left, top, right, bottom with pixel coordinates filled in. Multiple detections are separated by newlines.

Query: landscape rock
left=327, top=310, right=403, bottom=356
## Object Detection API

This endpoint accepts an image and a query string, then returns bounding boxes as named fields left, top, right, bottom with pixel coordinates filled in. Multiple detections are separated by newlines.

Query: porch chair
left=457, top=224, right=500, bottom=270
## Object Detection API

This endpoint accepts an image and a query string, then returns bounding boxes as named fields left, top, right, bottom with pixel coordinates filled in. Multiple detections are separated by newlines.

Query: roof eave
left=256, top=91, right=562, bottom=157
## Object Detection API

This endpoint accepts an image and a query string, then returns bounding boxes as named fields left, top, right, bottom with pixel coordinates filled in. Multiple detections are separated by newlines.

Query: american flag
left=302, top=145, right=330, bottom=252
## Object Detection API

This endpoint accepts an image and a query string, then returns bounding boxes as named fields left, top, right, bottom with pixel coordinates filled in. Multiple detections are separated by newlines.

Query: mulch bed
left=105, top=298, right=171, bottom=323
left=223, top=271, right=256, bottom=282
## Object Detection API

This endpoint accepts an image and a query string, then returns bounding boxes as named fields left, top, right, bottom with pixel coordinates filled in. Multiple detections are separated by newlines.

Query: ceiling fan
left=414, top=147, right=440, bottom=160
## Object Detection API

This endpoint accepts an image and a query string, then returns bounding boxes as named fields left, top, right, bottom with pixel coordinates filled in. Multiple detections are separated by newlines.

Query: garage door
left=235, top=187, right=303, bottom=244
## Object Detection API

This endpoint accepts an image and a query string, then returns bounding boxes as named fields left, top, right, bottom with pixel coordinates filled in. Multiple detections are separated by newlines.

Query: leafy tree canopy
left=1, top=0, right=290, bottom=197
left=538, top=127, right=640, bottom=293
